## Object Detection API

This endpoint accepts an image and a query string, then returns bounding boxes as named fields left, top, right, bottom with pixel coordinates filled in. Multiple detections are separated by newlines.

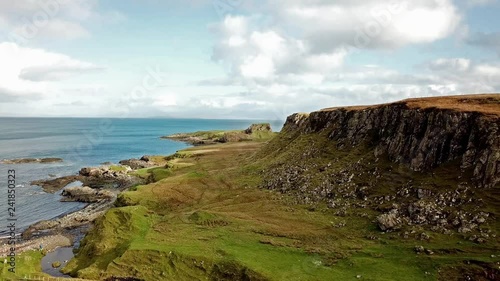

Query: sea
left=0, top=118, right=284, bottom=236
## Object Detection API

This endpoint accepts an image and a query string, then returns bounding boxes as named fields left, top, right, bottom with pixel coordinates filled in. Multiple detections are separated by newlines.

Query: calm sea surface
left=0, top=118, right=284, bottom=236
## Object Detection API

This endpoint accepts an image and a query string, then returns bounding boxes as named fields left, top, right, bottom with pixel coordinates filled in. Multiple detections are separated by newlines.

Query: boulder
left=61, top=186, right=114, bottom=203
left=377, top=209, right=401, bottom=231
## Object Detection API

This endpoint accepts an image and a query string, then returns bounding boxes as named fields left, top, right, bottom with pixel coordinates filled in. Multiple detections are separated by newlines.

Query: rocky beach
left=0, top=155, right=160, bottom=276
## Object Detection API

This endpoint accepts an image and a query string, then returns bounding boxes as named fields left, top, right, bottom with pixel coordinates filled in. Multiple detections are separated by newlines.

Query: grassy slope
left=163, top=127, right=278, bottom=143
left=62, top=131, right=499, bottom=280
left=0, top=251, right=50, bottom=280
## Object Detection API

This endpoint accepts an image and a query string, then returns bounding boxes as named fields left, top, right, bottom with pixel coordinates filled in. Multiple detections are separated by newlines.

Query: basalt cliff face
left=284, top=95, right=499, bottom=188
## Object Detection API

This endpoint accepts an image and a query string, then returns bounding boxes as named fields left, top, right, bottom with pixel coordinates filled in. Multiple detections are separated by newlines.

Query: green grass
left=62, top=133, right=499, bottom=280
left=109, top=165, right=128, bottom=172
left=0, top=251, right=49, bottom=280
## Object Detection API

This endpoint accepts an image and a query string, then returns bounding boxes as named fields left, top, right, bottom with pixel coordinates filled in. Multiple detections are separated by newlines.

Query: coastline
left=0, top=154, right=184, bottom=280
left=0, top=124, right=267, bottom=258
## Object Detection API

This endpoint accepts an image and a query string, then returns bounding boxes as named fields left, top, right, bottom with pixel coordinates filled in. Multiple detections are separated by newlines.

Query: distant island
left=1, top=158, right=63, bottom=164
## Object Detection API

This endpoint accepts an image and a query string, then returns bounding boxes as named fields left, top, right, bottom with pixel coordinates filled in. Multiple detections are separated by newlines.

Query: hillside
left=61, top=95, right=499, bottom=281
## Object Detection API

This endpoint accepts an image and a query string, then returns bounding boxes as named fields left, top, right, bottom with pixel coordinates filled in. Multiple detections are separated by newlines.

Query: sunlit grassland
left=63, top=135, right=499, bottom=280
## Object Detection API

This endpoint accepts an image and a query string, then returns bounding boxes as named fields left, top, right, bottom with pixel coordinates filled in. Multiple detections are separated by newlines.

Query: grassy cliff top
left=321, top=94, right=500, bottom=117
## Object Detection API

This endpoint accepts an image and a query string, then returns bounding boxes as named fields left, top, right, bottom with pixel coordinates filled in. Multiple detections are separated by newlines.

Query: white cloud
left=240, top=55, right=275, bottom=79
left=204, top=0, right=478, bottom=119
left=266, top=0, right=462, bottom=51
left=0, top=42, right=104, bottom=100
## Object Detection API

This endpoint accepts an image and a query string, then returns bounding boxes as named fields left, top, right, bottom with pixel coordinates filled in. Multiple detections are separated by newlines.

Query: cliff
left=283, top=94, right=499, bottom=188
left=258, top=94, right=499, bottom=238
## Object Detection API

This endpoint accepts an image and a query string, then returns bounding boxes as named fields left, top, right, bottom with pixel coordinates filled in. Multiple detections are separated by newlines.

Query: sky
left=0, top=0, right=499, bottom=119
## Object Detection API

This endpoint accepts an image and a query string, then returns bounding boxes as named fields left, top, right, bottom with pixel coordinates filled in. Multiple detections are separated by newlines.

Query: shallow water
left=41, top=247, right=74, bottom=277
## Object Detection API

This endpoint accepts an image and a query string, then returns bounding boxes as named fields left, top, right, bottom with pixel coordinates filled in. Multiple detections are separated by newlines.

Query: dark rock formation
left=283, top=95, right=499, bottom=188
left=261, top=94, right=499, bottom=236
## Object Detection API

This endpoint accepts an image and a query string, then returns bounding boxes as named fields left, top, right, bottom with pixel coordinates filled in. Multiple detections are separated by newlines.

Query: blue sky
left=0, top=0, right=499, bottom=119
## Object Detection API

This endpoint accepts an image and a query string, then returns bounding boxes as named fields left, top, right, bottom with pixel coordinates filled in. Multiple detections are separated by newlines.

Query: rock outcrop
left=61, top=186, right=114, bottom=203
left=260, top=94, right=499, bottom=236
left=119, top=156, right=156, bottom=170
left=283, top=95, right=499, bottom=188
left=79, top=166, right=135, bottom=188
left=245, top=123, right=273, bottom=134
left=31, top=175, right=82, bottom=193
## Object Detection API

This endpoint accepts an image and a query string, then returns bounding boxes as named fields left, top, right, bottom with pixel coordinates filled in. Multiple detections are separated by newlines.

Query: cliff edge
left=284, top=94, right=499, bottom=188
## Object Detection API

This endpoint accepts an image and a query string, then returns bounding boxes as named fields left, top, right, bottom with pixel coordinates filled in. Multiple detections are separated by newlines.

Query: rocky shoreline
left=0, top=156, right=160, bottom=259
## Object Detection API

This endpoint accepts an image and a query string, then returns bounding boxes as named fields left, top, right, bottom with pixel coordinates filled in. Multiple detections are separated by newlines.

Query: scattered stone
left=414, top=246, right=425, bottom=253
left=52, top=261, right=61, bottom=268
left=419, top=232, right=430, bottom=241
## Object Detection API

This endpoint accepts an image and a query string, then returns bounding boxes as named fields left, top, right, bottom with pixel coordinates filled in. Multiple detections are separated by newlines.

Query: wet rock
left=31, top=175, right=82, bottom=193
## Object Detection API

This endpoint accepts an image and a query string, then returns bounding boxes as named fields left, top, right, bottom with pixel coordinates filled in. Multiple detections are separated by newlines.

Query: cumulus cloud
left=263, top=0, right=462, bottom=51
left=200, top=0, right=492, bottom=119
left=211, top=1, right=463, bottom=87
left=1, top=0, right=497, bottom=118
left=0, top=42, right=104, bottom=101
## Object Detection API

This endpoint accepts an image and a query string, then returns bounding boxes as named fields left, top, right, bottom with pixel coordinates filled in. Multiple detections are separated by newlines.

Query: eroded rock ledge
left=284, top=95, right=499, bottom=188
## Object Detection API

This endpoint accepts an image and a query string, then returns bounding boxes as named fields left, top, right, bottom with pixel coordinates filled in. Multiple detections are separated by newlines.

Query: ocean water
left=0, top=118, right=284, bottom=236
